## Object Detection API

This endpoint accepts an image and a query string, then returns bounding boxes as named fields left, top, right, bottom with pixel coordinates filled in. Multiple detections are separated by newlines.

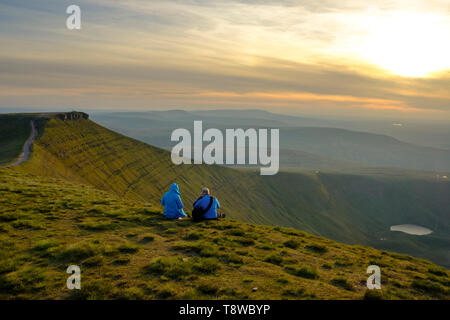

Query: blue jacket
left=161, top=183, right=187, bottom=219
left=193, top=195, right=221, bottom=219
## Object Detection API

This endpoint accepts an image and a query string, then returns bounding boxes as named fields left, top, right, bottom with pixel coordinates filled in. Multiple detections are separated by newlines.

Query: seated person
left=161, top=183, right=187, bottom=219
left=193, top=187, right=224, bottom=220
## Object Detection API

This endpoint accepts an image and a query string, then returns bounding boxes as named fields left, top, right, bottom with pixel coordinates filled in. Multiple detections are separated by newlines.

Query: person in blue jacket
left=193, top=187, right=224, bottom=220
left=161, top=183, right=187, bottom=219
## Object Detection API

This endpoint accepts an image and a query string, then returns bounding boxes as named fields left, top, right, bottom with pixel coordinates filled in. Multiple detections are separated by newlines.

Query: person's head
left=170, top=183, right=180, bottom=194
left=201, top=187, right=210, bottom=195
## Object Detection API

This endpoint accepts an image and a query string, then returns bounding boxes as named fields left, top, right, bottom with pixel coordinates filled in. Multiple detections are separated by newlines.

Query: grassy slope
left=0, top=115, right=32, bottom=166
left=9, top=116, right=449, bottom=268
left=15, top=117, right=285, bottom=225
left=268, top=172, right=450, bottom=266
left=0, top=168, right=448, bottom=300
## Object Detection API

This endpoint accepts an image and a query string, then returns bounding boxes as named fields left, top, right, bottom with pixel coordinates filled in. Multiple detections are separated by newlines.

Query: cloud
left=0, top=0, right=449, bottom=120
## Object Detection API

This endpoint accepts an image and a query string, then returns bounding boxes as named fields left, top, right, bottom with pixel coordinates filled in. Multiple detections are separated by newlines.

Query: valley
left=1, top=112, right=448, bottom=268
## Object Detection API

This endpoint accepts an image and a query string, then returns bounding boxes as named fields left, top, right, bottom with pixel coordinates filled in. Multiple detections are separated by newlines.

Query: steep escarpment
left=3, top=113, right=449, bottom=267
left=16, top=115, right=284, bottom=225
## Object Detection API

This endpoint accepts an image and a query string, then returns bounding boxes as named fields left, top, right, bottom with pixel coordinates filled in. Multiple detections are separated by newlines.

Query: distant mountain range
left=91, top=109, right=450, bottom=172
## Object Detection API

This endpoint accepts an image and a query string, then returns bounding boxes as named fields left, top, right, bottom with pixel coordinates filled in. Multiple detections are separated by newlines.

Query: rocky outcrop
left=54, top=111, right=89, bottom=121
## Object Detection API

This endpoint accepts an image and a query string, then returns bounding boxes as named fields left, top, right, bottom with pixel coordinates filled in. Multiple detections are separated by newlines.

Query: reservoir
left=390, top=224, right=433, bottom=235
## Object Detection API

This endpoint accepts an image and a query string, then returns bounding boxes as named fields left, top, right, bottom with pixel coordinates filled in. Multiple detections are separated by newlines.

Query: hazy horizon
left=2, top=106, right=450, bottom=124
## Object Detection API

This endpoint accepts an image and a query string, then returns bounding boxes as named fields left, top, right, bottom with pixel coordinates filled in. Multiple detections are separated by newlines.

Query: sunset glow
left=358, top=12, right=450, bottom=77
left=0, top=0, right=449, bottom=119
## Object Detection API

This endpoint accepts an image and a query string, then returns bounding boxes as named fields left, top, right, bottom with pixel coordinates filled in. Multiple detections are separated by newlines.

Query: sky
left=0, top=0, right=449, bottom=120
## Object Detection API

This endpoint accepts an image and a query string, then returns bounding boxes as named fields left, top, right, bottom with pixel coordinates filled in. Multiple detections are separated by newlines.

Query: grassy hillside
left=267, top=172, right=450, bottom=267
left=15, top=115, right=285, bottom=225
left=3, top=114, right=447, bottom=268
left=0, top=115, right=34, bottom=166
left=0, top=168, right=448, bottom=300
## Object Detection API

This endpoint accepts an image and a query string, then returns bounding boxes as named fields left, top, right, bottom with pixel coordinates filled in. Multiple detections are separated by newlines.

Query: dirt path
left=6, top=120, right=38, bottom=167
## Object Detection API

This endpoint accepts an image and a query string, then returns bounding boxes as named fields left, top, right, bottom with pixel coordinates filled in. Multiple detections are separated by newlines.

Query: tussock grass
left=428, top=268, right=447, bottom=277
left=82, top=255, right=104, bottom=267
left=32, top=240, right=59, bottom=251
left=197, top=282, right=220, bottom=295
left=411, top=279, right=447, bottom=296
left=264, top=255, right=283, bottom=266
left=331, top=277, right=354, bottom=291
left=0, top=169, right=448, bottom=300
left=285, top=266, right=319, bottom=280
left=183, top=232, right=201, bottom=241
left=305, top=244, right=328, bottom=254
left=117, top=242, right=139, bottom=254
left=79, top=221, right=117, bottom=231
left=139, top=233, right=156, bottom=243
left=363, top=289, right=383, bottom=300
left=283, top=239, right=300, bottom=249
left=58, top=241, right=103, bottom=261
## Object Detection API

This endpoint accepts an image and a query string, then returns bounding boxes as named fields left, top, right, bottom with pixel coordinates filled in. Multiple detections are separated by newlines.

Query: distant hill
left=0, top=168, right=448, bottom=299
left=91, top=110, right=450, bottom=172
left=279, top=127, right=450, bottom=172
left=1, top=113, right=449, bottom=268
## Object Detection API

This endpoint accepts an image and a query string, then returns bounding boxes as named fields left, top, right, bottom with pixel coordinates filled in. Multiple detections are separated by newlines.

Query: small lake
left=390, top=224, right=433, bottom=235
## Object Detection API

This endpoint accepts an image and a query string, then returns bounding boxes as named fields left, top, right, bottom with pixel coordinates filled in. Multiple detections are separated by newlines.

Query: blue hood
left=169, top=183, right=180, bottom=194
left=161, top=183, right=186, bottom=219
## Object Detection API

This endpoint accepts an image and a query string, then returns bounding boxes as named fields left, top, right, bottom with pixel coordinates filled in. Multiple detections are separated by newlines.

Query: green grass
left=6, top=114, right=448, bottom=268
left=305, top=244, right=328, bottom=254
left=139, top=233, right=156, bottom=243
left=0, top=115, right=47, bottom=166
left=264, top=255, right=283, bottom=266
left=331, top=277, right=354, bottom=291
left=0, top=169, right=448, bottom=299
left=0, top=113, right=449, bottom=300
left=285, top=266, right=319, bottom=280
left=363, top=289, right=383, bottom=300
left=0, top=115, right=32, bottom=166
left=283, top=239, right=301, bottom=249
left=411, top=279, right=448, bottom=295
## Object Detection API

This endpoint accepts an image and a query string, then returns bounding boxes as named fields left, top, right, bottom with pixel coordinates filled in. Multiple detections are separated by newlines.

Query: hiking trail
left=6, top=119, right=38, bottom=167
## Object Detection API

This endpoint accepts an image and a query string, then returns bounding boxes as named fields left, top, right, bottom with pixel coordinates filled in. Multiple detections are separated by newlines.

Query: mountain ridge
left=91, top=111, right=450, bottom=172
left=1, top=112, right=449, bottom=268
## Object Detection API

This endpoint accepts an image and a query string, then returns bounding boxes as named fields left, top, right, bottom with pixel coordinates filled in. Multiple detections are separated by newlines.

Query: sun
left=359, top=12, right=450, bottom=77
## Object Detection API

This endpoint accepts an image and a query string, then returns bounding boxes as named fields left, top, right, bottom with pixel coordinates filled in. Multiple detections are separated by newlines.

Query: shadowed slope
left=0, top=115, right=34, bottom=166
